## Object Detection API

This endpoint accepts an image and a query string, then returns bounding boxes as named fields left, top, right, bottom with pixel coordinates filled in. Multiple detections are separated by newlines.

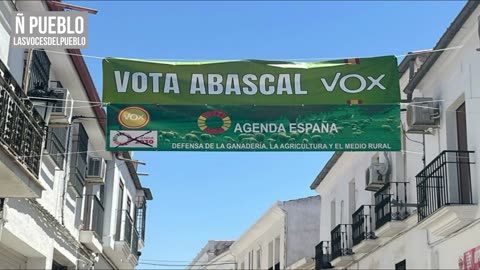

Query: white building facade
left=189, top=196, right=321, bottom=270
left=188, top=240, right=236, bottom=270
left=0, top=1, right=152, bottom=269
left=312, top=2, right=480, bottom=270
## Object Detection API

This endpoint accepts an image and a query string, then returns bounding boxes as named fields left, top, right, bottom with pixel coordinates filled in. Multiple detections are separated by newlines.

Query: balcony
left=135, top=196, right=147, bottom=249
left=416, top=150, right=476, bottom=237
left=330, top=224, right=354, bottom=267
left=315, top=241, right=332, bottom=270
left=132, top=227, right=139, bottom=259
left=0, top=60, right=45, bottom=198
left=374, top=182, right=411, bottom=237
left=80, top=195, right=104, bottom=253
left=114, top=210, right=139, bottom=266
left=352, top=205, right=379, bottom=253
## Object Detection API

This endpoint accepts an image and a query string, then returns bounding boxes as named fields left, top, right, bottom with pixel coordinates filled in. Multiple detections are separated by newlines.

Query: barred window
left=70, top=123, right=89, bottom=196
left=46, top=127, right=67, bottom=168
left=27, top=50, right=50, bottom=92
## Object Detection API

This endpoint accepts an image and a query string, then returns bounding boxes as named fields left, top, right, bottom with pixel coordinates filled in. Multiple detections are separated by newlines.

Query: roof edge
left=403, top=0, right=479, bottom=95
left=309, top=152, right=343, bottom=190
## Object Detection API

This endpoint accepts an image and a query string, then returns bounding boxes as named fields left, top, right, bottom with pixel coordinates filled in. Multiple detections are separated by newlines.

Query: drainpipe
left=114, top=152, right=146, bottom=165
left=60, top=124, right=73, bottom=225
left=406, top=56, right=416, bottom=102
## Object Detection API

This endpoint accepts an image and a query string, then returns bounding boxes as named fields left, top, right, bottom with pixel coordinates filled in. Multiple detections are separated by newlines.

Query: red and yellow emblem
left=197, top=110, right=231, bottom=134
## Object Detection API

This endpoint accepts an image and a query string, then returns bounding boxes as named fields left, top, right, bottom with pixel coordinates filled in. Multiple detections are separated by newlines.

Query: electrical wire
left=34, top=45, right=464, bottom=62
left=20, top=96, right=480, bottom=113
left=17, top=149, right=110, bottom=159
left=138, top=262, right=236, bottom=267
left=22, top=96, right=104, bottom=104
left=403, top=131, right=424, bottom=145
left=140, top=259, right=236, bottom=263
left=33, top=103, right=105, bottom=109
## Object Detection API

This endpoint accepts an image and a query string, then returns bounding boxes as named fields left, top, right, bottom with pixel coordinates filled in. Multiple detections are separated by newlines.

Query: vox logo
left=320, top=73, right=386, bottom=94
left=118, top=107, right=150, bottom=129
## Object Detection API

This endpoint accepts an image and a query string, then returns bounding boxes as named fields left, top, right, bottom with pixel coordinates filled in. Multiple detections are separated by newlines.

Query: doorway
left=455, top=103, right=471, bottom=204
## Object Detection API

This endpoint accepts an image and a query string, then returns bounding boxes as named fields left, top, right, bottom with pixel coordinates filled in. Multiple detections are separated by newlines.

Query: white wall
left=282, top=196, right=321, bottom=267
left=204, top=251, right=236, bottom=270
left=313, top=4, right=480, bottom=270
left=0, top=0, right=147, bottom=268
left=351, top=227, right=430, bottom=269
left=103, top=158, right=138, bottom=246
left=227, top=197, right=321, bottom=270
left=230, top=206, right=285, bottom=270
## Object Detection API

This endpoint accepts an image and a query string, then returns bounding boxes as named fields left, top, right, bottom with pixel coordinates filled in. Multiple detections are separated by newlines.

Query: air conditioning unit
left=85, top=157, right=106, bottom=184
left=406, top=97, right=439, bottom=133
left=49, top=88, right=73, bottom=127
left=365, top=162, right=388, bottom=192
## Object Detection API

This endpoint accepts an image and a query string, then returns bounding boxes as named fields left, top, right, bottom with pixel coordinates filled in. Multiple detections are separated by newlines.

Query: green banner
left=102, top=56, right=400, bottom=105
left=106, top=104, right=401, bottom=151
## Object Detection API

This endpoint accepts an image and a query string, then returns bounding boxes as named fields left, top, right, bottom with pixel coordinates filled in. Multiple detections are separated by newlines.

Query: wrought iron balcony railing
left=124, top=211, right=133, bottom=247
left=132, top=226, right=139, bottom=258
left=416, top=150, right=475, bottom=222
left=135, top=197, right=147, bottom=242
left=82, top=195, right=104, bottom=239
left=352, top=205, right=376, bottom=246
left=374, top=182, right=410, bottom=230
left=0, top=60, right=44, bottom=178
left=331, top=224, right=353, bottom=261
left=315, top=241, right=333, bottom=270
left=115, top=209, right=137, bottom=250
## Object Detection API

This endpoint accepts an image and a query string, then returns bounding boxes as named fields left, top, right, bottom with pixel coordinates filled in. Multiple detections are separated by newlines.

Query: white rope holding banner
left=33, top=44, right=464, bottom=62
left=20, top=96, right=478, bottom=114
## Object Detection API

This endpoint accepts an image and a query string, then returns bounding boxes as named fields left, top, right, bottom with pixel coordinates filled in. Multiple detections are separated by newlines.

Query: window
left=268, top=241, right=273, bottom=270
left=248, top=251, right=252, bottom=270
left=330, top=200, right=336, bottom=230
left=340, top=200, right=345, bottom=224
left=52, top=261, right=66, bottom=270
left=251, top=250, right=255, bottom=270
left=46, top=127, right=67, bottom=168
left=69, top=123, right=89, bottom=196
left=256, top=248, right=261, bottom=269
left=99, top=185, right=105, bottom=205
left=274, top=237, right=280, bottom=270
left=136, top=196, right=147, bottom=241
left=127, top=196, right=132, bottom=217
left=27, top=49, right=50, bottom=92
left=395, top=260, right=406, bottom=270
left=0, top=198, right=4, bottom=215
left=365, top=167, right=370, bottom=187
left=348, top=179, right=356, bottom=223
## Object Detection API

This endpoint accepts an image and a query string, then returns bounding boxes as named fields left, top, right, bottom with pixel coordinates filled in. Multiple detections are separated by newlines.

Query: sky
left=75, top=1, right=466, bottom=268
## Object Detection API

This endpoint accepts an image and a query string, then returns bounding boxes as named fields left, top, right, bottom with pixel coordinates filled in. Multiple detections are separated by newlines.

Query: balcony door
left=456, top=103, right=471, bottom=204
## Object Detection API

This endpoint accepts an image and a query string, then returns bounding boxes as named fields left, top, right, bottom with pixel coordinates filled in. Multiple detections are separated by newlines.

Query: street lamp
left=27, top=82, right=58, bottom=126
